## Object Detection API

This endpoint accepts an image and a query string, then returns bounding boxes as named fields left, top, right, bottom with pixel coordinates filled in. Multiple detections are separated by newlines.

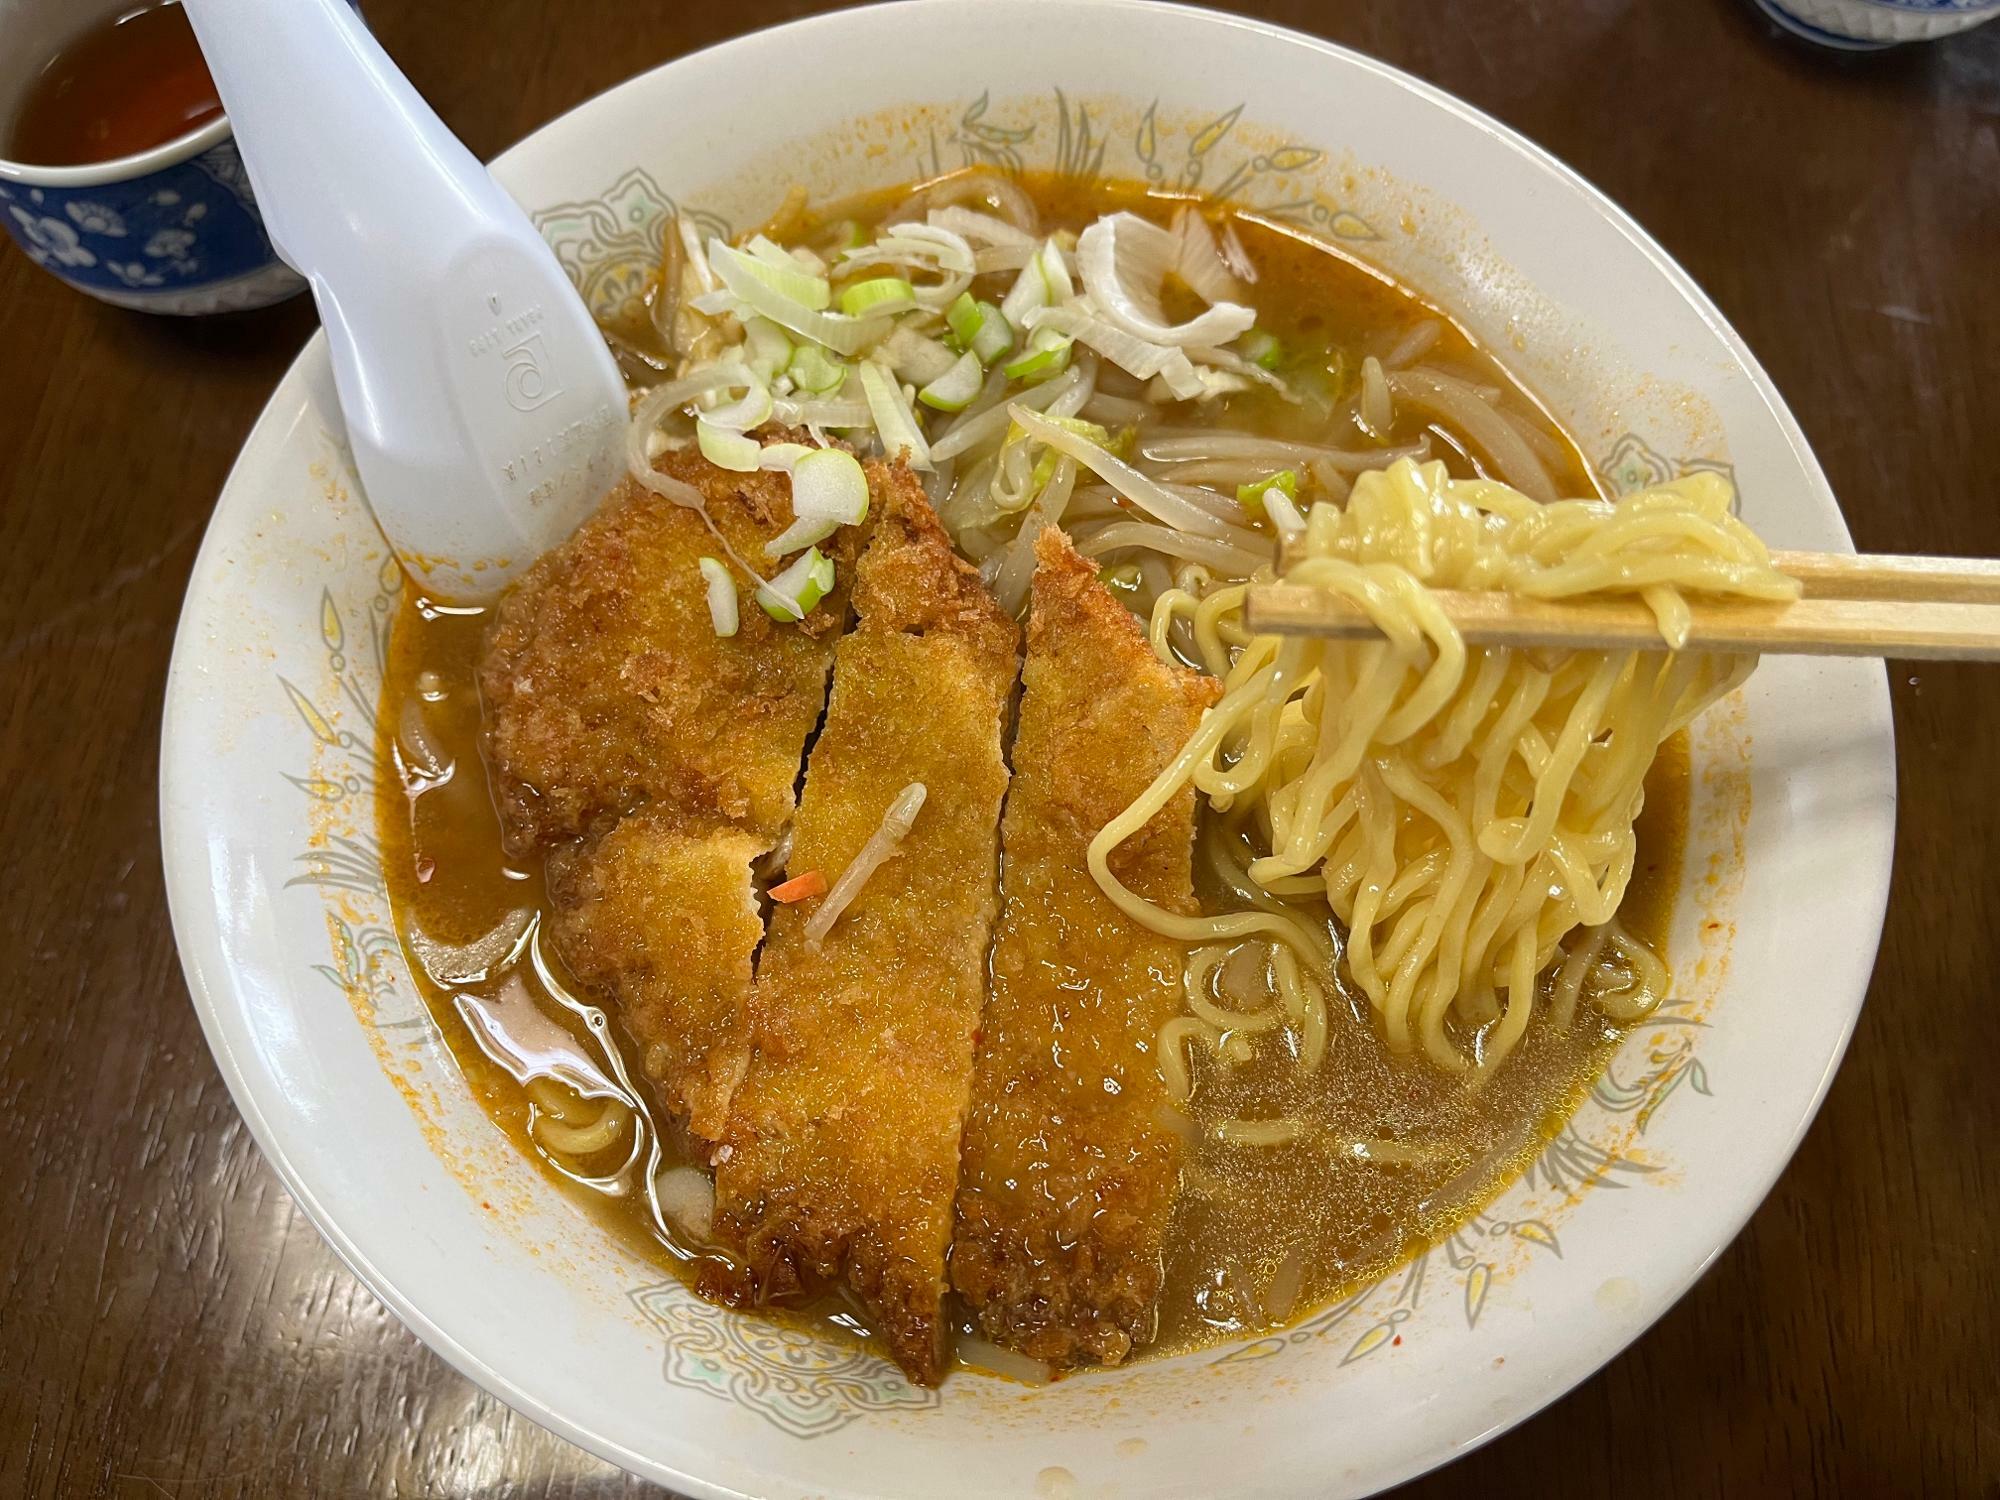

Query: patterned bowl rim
left=159, top=3, right=1897, bottom=1495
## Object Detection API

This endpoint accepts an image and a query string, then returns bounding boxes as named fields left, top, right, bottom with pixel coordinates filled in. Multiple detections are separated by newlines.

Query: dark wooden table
left=4, top=2, right=1996, bottom=1495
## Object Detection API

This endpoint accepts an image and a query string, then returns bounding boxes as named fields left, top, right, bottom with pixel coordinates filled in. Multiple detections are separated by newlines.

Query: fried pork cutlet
left=713, top=483, right=1019, bottom=1386
left=479, top=448, right=888, bottom=1140
left=543, top=812, right=765, bottom=1141
left=478, top=446, right=861, bottom=858
left=950, top=528, right=1220, bottom=1368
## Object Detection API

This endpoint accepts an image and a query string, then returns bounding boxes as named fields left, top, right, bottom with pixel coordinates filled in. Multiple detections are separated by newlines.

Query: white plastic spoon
left=182, top=0, right=627, bottom=600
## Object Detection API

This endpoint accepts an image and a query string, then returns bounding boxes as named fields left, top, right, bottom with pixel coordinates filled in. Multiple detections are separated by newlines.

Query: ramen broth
left=376, top=176, right=1690, bottom=1369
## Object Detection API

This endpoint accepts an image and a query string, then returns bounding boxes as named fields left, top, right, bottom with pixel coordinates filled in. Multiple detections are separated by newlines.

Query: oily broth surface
left=377, top=175, right=1682, bottom=1370
left=1158, top=749, right=1683, bottom=1348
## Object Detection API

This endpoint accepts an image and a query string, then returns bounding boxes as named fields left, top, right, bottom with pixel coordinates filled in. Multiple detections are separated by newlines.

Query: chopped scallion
left=1235, top=468, right=1300, bottom=516
left=721, top=240, right=830, bottom=310
left=997, top=238, right=1074, bottom=328
left=700, top=373, right=773, bottom=432
left=947, top=292, right=983, bottom=346
left=1035, top=238, right=1074, bottom=304
left=697, top=556, right=739, bottom=638
left=757, top=546, right=835, bottom=621
left=971, top=305, right=1013, bottom=364
left=879, top=325, right=960, bottom=385
left=948, top=293, right=1014, bottom=366
left=741, top=317, right=794, bottom=379
left=790, top=447, right=870, bottom=525
left=697, top=419, right=761, bottom=472
left=1264, top=488, right=1307, bottom=543
left=758, top=442, right=813, bottom=472
left=1002, top=325, right=1073, bottom=383
left=1241, top=328, right=1284, bottom=370
left=788, top=343, right=847, bottom=394
left=765, top=514, right=841, bottom=558
left=837, top=277, right=917, bottom=317
left=919, top=350, right=985, bottom=411
left=857, top=358, right=933, bottom=470
left=708, top=239, right=885, bottom=355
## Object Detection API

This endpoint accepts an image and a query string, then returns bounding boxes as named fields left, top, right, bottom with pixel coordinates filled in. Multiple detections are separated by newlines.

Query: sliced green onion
left=709, top=239, right=889, bottom=355
left=1240, top=329, right=1284, bottom=370
left=838, top=277, right=918, bottom=317
left=999, top=239, right=1072, bottom=329
left=946, top=292, right=984, bottom=346
left=724, top=240, right=830, bottom=309
left=1003, top=325, right=1073, bottom=383
left=697, top=557, right=739, bottom=637
left=947, top=292, right=1015, bottom=366
left=805, top=549, right=835, bottom=602
left=971, top=311, right=1015, bottom=366
left=857, top=359, right=933, bottom=470
left=1264, top=488, right=1307, bottom=543
left=788, top=343, right=847, bottom=394
left=999, top=243, right=1052, bottom=327
left=790, top=447, right=870, bottom=525
left=1235, top=468, right=1299, bottom=516
left=758, top=442, right=813, bottom=472
left=919, top=350, right=985, bottom=412
left=879, top=324, right=960, bottom=385
left=1035, top=238, right=1073, bottom=304
left=700, top=374, right=773, bottom=433
left=765, top=514, right=841, bottom=559
left=757, top=546, right=835, bottom=621
left=697, top=419, right=761, bottom=472
left=742, top=317, right=794, bottom=380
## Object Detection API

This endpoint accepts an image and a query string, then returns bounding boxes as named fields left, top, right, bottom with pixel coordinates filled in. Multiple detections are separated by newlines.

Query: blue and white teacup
left=1752, top=0, right=2000, bottom=48
left=0, top=0, right=302, bottom=315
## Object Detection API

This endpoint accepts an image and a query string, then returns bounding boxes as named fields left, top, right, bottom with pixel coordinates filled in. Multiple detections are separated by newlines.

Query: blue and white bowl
left=0, top=0, right=301, bottom=315
left=1752, top=0, right=2000, bottom=48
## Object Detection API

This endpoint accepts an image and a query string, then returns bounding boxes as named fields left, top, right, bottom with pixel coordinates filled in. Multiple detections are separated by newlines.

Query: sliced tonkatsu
left=712, top=481, right=1019, bottom=1386
left=543, top=812, right=765, bottom=1142
left=477, top=445, right=860, bottom=857
left=950, top=528, right=1220, bottom=1368
left=478, top=446, right=886, bottom=1141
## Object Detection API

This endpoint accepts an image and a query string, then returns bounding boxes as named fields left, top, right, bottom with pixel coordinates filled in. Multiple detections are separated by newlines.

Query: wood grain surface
left=2, top=2, right=1995, bottom=1495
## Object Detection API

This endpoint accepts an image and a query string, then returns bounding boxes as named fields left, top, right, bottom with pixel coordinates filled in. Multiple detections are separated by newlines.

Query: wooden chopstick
left=1769, top=550, right=2000, bottom=604
left=1243, top=550, right=2000, bottom=661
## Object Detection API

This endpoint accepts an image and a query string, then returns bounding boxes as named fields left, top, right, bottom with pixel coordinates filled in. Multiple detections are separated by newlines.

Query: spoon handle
left=183, top=0, right=626, bottom=599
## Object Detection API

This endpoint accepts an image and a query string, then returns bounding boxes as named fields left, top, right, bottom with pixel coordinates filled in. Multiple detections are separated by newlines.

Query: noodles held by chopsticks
left=1093, top=456, right=1796, bottom=1075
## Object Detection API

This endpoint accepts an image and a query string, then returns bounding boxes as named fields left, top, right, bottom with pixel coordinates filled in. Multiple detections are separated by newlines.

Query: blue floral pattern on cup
left=0, top=134, right=301, bottom=314
left=1752, top=0, right=2000, bottom=46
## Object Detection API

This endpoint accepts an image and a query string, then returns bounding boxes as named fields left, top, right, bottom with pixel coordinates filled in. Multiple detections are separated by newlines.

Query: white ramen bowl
left=160, top=4, right=1897, bottom=1495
